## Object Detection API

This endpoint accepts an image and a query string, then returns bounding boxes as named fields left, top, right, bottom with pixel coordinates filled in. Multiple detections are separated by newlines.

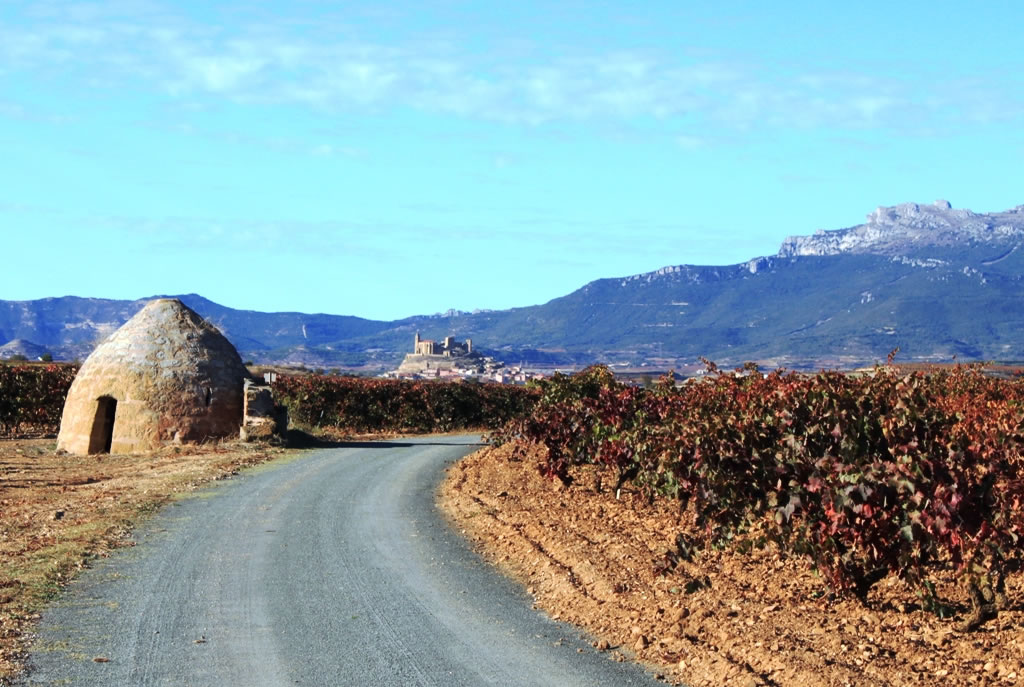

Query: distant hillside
left=0, top=339, right=50, bottom=360
left=0, top=295, right=399, bottom=367
left=384, top=200, right=1024, bottom=368
left=4, top=200, right=1024, bottom=370
left=778, top=200, right=1024, bottom=257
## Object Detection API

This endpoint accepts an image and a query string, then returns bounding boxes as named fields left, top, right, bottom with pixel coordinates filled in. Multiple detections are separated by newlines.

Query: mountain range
left=4, top=199, right=1024, bottom=371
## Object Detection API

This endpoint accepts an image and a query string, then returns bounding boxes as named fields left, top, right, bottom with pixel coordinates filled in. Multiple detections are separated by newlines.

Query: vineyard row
left=493, top=363, right=1024, bottom=629
left=0, top=364, right=538, bottom=439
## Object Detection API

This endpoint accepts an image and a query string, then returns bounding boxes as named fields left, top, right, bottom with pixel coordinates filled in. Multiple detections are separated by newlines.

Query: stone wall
left=240, top=379, right=287, bottom=441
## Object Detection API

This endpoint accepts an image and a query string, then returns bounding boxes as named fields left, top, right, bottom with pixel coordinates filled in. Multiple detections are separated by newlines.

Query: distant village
left=382, top=333, right=546, bottom=384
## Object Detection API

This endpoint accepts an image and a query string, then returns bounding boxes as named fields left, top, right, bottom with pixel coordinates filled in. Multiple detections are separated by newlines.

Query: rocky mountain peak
left=866, top=200, right=972, bottom=227
left=778, top=201, right=1024, bottom=258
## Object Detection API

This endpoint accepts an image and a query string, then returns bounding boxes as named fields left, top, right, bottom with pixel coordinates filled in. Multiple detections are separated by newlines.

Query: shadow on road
left=285, top=430, right=486, bottom=450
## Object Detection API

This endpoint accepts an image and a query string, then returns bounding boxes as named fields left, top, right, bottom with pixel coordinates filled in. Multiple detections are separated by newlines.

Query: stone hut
left=57, top=298, right=250, bottom=454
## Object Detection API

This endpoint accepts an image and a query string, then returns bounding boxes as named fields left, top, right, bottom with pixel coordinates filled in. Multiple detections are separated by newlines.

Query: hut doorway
left=88, top=396, right=118, bottom=454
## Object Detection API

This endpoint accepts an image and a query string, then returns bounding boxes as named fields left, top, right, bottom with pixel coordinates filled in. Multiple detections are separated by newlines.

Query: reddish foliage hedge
left=271, top=374, right=538, bottom=434
left=494, top=363, right=1024, bottom=627
left=0, top=365, right=537, bottom=440
left=0, top=364, right=79, bottom=438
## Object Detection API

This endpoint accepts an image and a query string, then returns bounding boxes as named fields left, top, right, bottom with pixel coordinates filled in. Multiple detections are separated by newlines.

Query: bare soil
left=439, top=442, right=1024, bottom=686
left=0, top=438, right=287, bottom=682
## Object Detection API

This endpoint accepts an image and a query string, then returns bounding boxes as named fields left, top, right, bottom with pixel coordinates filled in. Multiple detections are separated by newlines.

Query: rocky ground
left=439, top=442, right=1024, bottom=687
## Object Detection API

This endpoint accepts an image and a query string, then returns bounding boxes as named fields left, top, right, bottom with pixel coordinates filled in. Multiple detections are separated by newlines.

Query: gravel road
left=19, top=436, right=662, bottom=686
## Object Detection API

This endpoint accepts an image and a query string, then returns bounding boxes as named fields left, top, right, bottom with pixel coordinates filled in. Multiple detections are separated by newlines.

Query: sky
left=2, top=1, right=1023, bottom=321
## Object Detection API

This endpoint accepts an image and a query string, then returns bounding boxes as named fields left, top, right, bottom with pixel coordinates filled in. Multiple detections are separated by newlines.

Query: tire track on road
left=20, top=437, right=663, bottom=686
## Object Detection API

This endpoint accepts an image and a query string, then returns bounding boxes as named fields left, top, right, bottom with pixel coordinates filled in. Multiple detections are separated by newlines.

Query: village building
left=56, top=298, right=252, bottom=454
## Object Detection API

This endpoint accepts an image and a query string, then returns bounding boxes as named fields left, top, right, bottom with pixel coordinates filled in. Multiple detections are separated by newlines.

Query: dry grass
left=0, top=437, right=289, bottom=682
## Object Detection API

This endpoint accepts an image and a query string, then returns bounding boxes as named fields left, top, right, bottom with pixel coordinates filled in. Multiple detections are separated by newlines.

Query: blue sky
left=2, top=1, right=1022, bottom=320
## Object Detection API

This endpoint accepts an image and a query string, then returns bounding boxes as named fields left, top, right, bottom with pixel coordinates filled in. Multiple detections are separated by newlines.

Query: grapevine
left=504, top=362, right=1024, bottom=629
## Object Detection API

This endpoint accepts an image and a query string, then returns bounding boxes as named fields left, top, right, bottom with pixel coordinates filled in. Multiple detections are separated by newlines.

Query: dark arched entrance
left=88, top=396, right=118, bottom=454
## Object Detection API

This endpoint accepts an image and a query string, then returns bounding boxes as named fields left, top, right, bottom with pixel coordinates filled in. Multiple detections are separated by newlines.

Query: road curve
left=19, top=436, right=662, bottom=686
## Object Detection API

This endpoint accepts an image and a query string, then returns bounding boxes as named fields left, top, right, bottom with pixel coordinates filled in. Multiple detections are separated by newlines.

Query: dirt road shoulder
left=0, top=438, right=287, bottom=682
left=439, top=442, right=1024, bottom=687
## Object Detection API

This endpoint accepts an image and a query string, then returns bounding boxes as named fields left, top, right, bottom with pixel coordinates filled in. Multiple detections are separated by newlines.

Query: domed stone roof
left=57, top=298, right=249, bottom=454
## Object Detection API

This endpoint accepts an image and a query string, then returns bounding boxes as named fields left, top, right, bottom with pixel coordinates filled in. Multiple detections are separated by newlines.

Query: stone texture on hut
left=57, top=298, right=249, bottom=455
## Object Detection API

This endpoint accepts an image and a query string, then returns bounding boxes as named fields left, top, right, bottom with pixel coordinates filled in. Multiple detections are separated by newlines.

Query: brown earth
left=0, top=437, right=287, bottom=683
left=439, top=442, right=1024, bottom=686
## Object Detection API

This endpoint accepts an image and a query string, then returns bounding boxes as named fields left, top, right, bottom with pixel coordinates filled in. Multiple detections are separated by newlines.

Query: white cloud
left=310, top=143, right=334, bottom=157
left=184, top=54, right=268, bottom=92
left=309, top=143, right=363, bottom=158
left=851, top=96, right=894, bottom=122
left=675, top=135, right=705, bottom=150
left=0, top=5, right=1020, bottom=135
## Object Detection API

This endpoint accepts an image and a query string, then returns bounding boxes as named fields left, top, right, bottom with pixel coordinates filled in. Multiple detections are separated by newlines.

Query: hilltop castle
left=391, top=332, right=502, bottom=379
left=413, top=332, right=473, bottom=357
